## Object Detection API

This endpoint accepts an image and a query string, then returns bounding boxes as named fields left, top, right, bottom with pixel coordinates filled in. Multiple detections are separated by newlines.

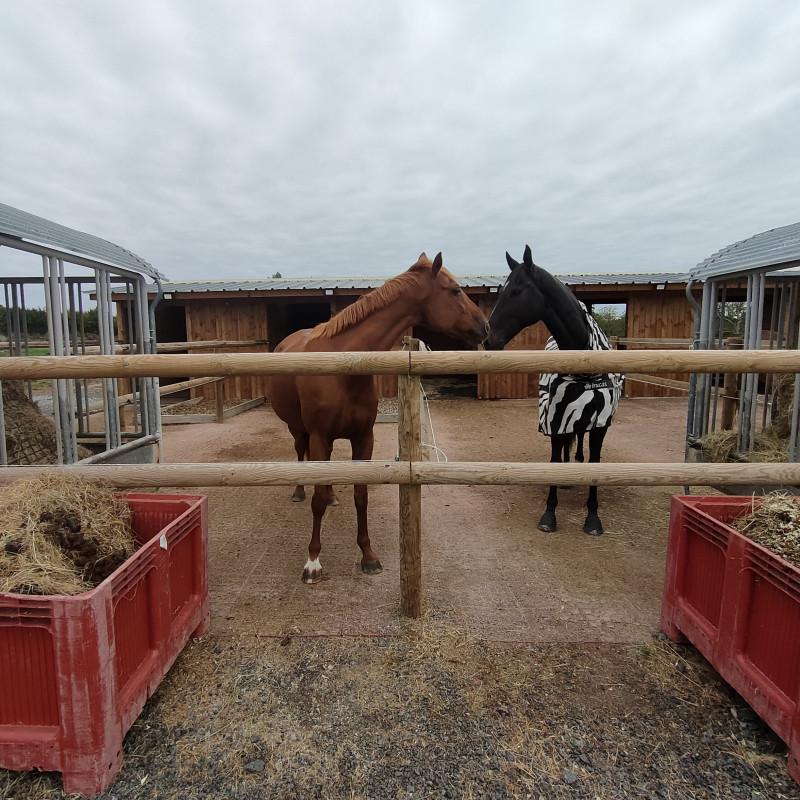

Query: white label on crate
left=160, top=534, right=168, bottom=550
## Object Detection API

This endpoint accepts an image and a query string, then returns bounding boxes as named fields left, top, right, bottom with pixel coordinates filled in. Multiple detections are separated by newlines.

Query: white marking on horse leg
left=302, top=557, right=323, bottom=584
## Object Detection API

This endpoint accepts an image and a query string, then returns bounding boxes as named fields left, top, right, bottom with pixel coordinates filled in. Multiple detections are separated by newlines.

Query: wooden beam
left=1, top=461, right=799, bottom=487
left=86, top=376, right=223, bottom=413
left=82, top=339, right=269, bottom=353
left=1, top=348, right=799, bottom=380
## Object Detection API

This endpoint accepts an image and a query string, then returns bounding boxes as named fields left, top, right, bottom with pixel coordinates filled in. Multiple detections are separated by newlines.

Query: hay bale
left=700, top=429, right=739, bottom=463
left=751, top=426, right=790, bottom=462
left=1, top=380, right=92, bottom=464
left=770, top=373, right=796, bottom=438
left=2, top=380, right=63, bottom=465
left=0, top=474, right=137, bottom=596
left=700, top=423, right=789, bottom=464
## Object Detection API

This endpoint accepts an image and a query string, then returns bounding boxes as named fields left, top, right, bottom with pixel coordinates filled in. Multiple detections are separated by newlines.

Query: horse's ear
left=418, top=252, right=427, bottom=261
left=505, top=251, right=519, bottom=272
left=431, top=252, right=443, bottom=276
left=523, top=245, right=534, bottom=268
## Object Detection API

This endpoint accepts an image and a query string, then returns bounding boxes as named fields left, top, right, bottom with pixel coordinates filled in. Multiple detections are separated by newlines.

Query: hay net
left=0, top=474, right=137, bottom=596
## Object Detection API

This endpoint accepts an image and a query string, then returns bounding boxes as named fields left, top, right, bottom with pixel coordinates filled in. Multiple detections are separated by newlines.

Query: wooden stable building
left=128, top=271, right=706, bottom=404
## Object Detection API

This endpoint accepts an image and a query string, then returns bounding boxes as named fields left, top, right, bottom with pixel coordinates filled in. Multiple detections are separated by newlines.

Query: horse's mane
left=308, top=258, right=451, bottom=341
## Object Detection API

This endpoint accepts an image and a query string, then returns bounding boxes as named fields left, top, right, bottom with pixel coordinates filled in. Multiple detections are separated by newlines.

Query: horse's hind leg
left=583, top=427, right=608, bottom=536
left=290, top=429, right=309, bottom=502
left=575, top=432, right=585, bottom=463
left=289, top=431, right=339, bottom=506
left=352, top=431, right=382, bottom=575
left=539, top=435, right=566, bottom=532
left=559, top=435, right=575, bottom=489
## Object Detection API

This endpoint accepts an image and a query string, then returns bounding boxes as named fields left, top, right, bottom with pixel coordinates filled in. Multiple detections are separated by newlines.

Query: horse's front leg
left=352, top=431, right=382, bottom=575
left=302, top=436, right=334, bottom=584
left=539, top=435, right=566, bottom=532
left=583, top=427, right=608, bottom=536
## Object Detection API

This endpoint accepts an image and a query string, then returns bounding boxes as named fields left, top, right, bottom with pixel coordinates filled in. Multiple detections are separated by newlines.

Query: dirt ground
left=3, top=388, right=800, bottom=799
left=158, top=386, right=690, bottom=644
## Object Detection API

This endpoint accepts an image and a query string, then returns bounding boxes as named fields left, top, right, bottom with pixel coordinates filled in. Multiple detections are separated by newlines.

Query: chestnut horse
left=267, top=253, right=488, bottom=583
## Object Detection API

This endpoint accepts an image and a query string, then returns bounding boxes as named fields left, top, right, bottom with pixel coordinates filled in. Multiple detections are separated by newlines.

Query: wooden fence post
left=721, top=336, right=743, bottom=431
left=398, top=338, right=422, bottom=618
left=215, top=379, right=225, bottom=423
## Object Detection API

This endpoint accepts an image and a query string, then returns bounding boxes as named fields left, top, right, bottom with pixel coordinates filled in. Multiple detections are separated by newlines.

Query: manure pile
left=0, top=474, right=137, bottom=596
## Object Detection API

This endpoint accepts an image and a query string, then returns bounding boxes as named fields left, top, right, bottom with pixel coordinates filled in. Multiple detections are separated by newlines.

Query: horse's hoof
left=291, top=492, right=305, bottom=502
left=538, top=512, right=557, bottom=533
left=302, top=558, right=322, bottom=584
left=361, top=559, right=383, bottom=576
left=583, top=517, right=604, bottom=536
left=328, top=495, right=339, bottom=507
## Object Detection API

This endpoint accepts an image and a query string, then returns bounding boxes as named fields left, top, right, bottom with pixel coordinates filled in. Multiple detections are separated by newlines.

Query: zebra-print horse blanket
left=538, top=303, right=623, bottom=437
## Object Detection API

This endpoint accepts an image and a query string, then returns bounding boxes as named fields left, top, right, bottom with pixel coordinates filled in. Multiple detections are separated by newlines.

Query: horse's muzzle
left=482, top=331, right=505, bottom=351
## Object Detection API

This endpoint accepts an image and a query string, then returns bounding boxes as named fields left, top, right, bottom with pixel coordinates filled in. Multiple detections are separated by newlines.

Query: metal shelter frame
left=687, top=221, right=800, bottom=463
left=0, top=203, right=164, bottom=465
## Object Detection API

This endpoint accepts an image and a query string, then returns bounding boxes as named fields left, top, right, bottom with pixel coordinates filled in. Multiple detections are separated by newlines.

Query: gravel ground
left=2, top=606, right=798, bottom=800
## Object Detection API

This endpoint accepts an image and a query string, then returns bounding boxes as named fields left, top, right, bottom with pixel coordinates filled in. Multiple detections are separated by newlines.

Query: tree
left=0, top=307, right=111, bottom=339
left=272, top=271, right=282, bottom=279
left=718, top=301, right=747, bottom=336
left=592, top=305, right=626, bottom=338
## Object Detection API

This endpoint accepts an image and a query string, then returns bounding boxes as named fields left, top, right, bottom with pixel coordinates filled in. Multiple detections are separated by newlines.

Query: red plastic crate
left=661, top=495, right=800, bottom=785
left=0, top=492, right=209, bottom=794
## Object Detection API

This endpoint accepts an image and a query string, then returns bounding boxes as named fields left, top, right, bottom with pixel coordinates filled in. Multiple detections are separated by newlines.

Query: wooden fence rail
left=1, top=461, right=799, bottom=488
left=1, top=348, right=800, bottom=380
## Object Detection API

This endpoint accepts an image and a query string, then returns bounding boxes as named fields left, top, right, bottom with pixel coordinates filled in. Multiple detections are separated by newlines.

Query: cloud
left=1, top=0, right=798, bottom=282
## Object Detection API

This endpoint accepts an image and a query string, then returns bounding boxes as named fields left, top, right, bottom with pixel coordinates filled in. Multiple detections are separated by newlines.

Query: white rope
left=420, top=380, right=448, bottom=462
left=394, top=340, right=448, bottom=463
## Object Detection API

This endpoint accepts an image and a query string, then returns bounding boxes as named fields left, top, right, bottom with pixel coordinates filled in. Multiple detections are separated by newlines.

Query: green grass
left=0, top=347, right=50, bottom=357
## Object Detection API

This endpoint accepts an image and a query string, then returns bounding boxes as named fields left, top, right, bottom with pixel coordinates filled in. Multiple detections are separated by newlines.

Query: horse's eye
left=452, top=288, right=461, bottom=296
left=509, top=287, right=521, bottom=298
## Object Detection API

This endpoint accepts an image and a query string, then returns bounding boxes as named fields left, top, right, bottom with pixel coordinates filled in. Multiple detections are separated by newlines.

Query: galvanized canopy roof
left=691, top=221, right=800, bottom=282
left=0, top=202, right=163, bottom=280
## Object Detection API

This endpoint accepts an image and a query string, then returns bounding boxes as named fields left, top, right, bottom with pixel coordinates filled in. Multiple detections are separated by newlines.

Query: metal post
left=0, top=382, right=7, bottom=466
left=692, top=280, right=714, bottom=441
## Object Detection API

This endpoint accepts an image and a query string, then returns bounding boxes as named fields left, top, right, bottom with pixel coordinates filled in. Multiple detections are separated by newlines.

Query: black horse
left=483, top=245, right=622, bottom=535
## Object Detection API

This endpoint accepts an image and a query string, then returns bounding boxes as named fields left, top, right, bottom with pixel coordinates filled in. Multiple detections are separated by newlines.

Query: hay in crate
left=0, top=474, right=137, bottom=596
left=732, top=493, right=800, bottom=569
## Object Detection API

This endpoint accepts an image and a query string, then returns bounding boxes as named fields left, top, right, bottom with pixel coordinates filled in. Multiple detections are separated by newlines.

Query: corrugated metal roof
left=0, top=202, right=162, bottom=280
left=547, top=272, right=691, bottom=286
left=691, top=221, right=800, bottom=281
left=157, top=277, right=395, bottom=293
left=155, top=272, right=692, bottom=294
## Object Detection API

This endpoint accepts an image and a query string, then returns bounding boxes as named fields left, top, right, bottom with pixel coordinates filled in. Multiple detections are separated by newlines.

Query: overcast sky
left=1, top=1, right=799, bottom=283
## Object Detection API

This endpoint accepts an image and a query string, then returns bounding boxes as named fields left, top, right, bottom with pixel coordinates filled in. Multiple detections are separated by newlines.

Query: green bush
left=592, top=305, right=626, bottom=338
